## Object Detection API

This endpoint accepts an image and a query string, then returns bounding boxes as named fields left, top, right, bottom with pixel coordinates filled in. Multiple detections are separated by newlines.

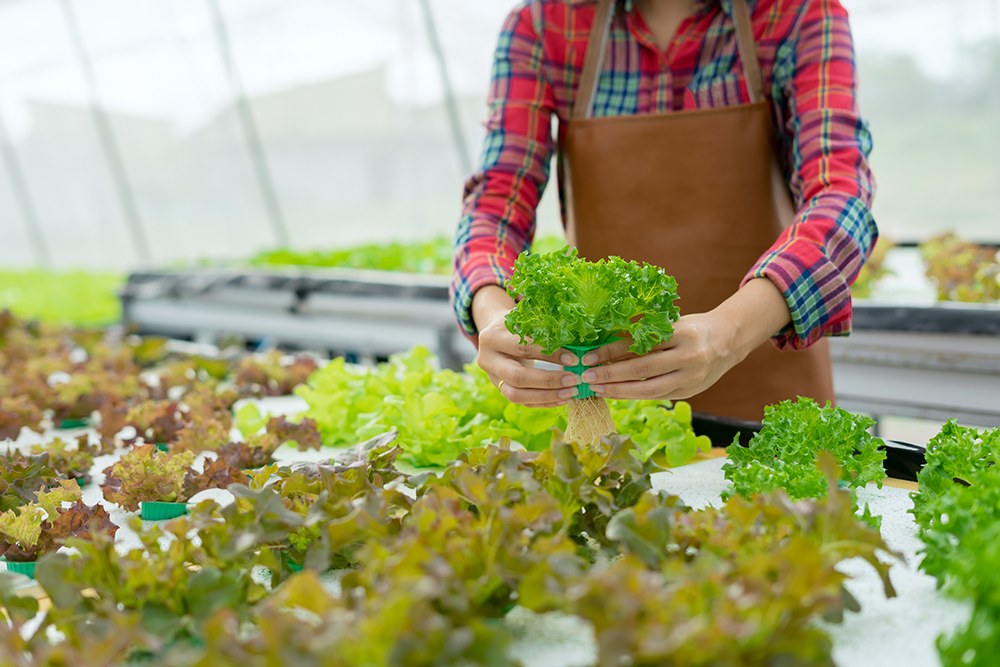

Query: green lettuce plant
left=910, top=421, right=1000, bottom=667
left=297, top=347, right=705, bottom=468
left=504, top=247, right=681, bottom=447
left=504, top=246, right=680, bottom=356
left=0, top=452, right=60, bottom=514
left=101, top=445, right=249, bottom=512
left=0, top=480, right=114, bottom=562
left=250, top=234, right=566, bottom=276
left=722, top=398, right=887, bottom=516
left=31, top=437, right=96, bottom=486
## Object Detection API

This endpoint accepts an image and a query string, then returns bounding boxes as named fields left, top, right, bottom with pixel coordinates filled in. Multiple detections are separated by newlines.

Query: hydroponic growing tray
left=1, top=396, right=965, bottom=667
left=120, top=267, right=478, bottom=370
left=692, top=411, right=927, bottom=482
left=833, top=301, right=1000, bottom=427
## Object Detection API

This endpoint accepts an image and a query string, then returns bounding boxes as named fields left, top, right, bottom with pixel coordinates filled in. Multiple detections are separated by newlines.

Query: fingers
left=578, top=338, right=633, bottom=366
left=487, top=356, right=581, bottom=391
left=485, top=369, right=578, bottom=407
left=478, top=326, right=583, bottom=406
left=579, top=349, right=694, bottom=400
left=576, top=334, right=674, bottom=367
left=581, top=349, right=677, bottom=386
left=592, top=372, right=687, bottom=401
left=479, top=323, right=579, bottom=367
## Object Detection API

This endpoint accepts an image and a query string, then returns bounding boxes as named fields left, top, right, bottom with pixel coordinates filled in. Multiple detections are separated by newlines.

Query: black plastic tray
left=853, top=301, right=1000, bottom=335
left=691, top=411, right=926, bottom=482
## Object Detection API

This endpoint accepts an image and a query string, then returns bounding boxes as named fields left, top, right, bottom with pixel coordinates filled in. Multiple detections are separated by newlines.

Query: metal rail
left=416, top=0, right=473, bottom=177
left=205, top=0, right=290, bottom=248
left=58, top=0, right=152, bottom=265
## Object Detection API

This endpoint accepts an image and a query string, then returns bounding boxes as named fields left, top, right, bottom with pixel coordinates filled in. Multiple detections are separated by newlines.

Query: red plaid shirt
left=451, top=0, right=877, bottom=351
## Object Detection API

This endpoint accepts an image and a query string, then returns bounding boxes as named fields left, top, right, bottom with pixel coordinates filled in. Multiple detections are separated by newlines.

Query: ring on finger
left=498, top=379, right=506, bottom=393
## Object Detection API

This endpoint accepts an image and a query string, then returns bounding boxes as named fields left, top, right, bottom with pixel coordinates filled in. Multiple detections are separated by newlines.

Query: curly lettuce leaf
left=183, top=459, right=250, bottom=500
left=0, top=395, right=44, bottom=441
left=722, top=398, right=887, bottom=503
left=101, top=445, right=195, bottom=511
left=908, top=422, right=1000, bottom=667
left=0, top=480, right=82, bottom=551
left=297, top=348, right=713, bottom=469
left=216, top=434, right=282, bottom=470
left=31, top=437, right=95, bottom=486
left=172, top=414, right=230, bottom=454
left=267, top=416, right=322, bottom=451
left=235, top=403, right=268, bottom=438
left=0, top=452, right=60, bottom=513
left=504, top=246, right=680, bottom=356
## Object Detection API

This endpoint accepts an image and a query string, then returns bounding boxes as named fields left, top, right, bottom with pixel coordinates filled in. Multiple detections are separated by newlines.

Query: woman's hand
left=473, top=285, right=583, bottom=407
left=579, top=278, right=792, bottom=401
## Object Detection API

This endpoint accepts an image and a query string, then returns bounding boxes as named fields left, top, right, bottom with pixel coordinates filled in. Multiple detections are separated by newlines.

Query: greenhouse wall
left=0, top=0, right=998, bottom=270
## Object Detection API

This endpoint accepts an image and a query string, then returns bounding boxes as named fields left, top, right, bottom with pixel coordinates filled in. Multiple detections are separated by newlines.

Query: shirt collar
left=569, top=0, right=746, bottom=20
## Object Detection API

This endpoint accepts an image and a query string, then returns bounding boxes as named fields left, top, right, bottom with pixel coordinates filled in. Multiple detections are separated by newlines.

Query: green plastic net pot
left=155, top=443, right=169, bottom=453
left=141, top=502, right=188, bottom=521
left=57, top=418, right=89, bottom=430
left=562, top=344, right=605, bottom=399
left=2, top=559, right=36, bottom=579
left=287, top=560, right=303, bottom=572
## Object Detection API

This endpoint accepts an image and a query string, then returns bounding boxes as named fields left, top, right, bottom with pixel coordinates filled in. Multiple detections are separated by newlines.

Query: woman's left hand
left=577, top=278, right=792, bottom=401
left=577, top=312, right=740, bottom=401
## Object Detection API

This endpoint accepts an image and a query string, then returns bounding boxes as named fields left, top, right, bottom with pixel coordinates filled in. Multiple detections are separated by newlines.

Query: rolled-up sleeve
left=451, top=4, right=556, bottom=338
left=744, top=0, right=877, bottom=351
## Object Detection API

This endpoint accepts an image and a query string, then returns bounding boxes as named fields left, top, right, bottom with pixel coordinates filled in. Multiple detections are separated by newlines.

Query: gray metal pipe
left=417, top=0, right=473, bottom=177
left=205, top=0, right=290, bottom=249
left=58, top=0, right=152, bottom=265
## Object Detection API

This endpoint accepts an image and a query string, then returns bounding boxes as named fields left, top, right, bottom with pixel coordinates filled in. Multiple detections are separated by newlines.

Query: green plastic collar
left=141, top=502, right=188, bottom=521
left=2, top=559, right=36, bottom=579
left=562, top=343, right=605, bottom=400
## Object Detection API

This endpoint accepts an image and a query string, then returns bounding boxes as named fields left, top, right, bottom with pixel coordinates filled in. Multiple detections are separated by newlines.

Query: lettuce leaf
left=101, top=445, right=195, bottom=511
left=31, top=437, right=96, bottom=486
left=216, top=434, right=283, bottom=470
left=0, top=452, right=60, bottom=513
left=297, top=348, right=714, bottom=470
left=267, top=415, right=322, bottom=451
left=722, top=398, right=887, bottom=503
left=0, top=480, right=107, bottom=559
left=610, top=400, right=711, bottom=465
left=504, top=246, right=680, bottom=355
left=909, top=421, right=1000, bottom=666
left=183, top=459, right=250, bottom=500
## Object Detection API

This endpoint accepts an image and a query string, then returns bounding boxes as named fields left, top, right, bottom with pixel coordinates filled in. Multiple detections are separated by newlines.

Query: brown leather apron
left=561, top=0, right=835, bottom=422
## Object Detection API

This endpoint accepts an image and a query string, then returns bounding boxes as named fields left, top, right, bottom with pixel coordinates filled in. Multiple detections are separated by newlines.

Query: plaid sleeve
left=450, top=3, right=557, bottom=338
left=744, top=0, right=877, bottom=351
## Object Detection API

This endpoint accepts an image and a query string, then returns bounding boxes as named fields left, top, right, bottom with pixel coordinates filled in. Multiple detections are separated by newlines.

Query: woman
left=451, top=0, right=876, bottom=422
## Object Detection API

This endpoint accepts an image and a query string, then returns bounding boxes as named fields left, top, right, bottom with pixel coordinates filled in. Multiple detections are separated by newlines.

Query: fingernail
left=592, top=384, right=606, bottom=395
left=558, top=387, right=579, bottom=400
left=561, top=353, right=578, bottom=366
left=582, top=370, right=597, bottom=383
left=582, top=353, right=599, bottom=365
left=562, top=375, right=582, bottom=387
left=556, top=400, right=569, bottom=407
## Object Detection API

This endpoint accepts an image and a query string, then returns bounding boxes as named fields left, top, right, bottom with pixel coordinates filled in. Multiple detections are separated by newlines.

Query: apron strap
left=572, top=0, right=767, bottom=117
left=573, top=0, right=617, bottom=119
left=731, top=0, right=766, bottom=103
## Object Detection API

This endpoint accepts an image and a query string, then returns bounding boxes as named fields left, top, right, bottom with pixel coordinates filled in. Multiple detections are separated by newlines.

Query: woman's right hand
left=472, top=285, right=582, bottom=407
